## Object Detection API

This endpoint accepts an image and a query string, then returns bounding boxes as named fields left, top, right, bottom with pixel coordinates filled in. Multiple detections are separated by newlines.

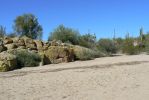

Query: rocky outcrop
left=0, top=36, right=75, bottom=72
left=0, top=45, right=7, bottom=53
left=22, top=36, right=37, bottom=50
left=5, top=43, right=18, bottom=50
left=3, top=37, right=13, bottom=44
left=44, top=46, right=74, bottom=64
left=0, top=52, right=17, bottom=72
left=34, top=40, right=44, bottom=51
left=38, top=52, right=50, bottom=65
left=0, top=61, right=9, bottom=72
left=17, top=38, right=25, bottom=46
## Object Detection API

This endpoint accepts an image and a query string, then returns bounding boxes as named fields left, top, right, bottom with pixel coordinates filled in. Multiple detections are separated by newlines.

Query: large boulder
left=12, top=37, right=26, bottom=49
left=34, top=40, right=44, bottom=51
left=21, top=36, right=37, bottom=50
left=50, top=40, right=59, bottom=46
left=3, top=37, right=13, bottom=44
left=0, top=52, right=17, bottom=72
left=68, top=48, right=75, bottom=62
left=43, top=41, right=50, bottom=50
left=44, top=46, right=74, bottom=64
left=12, top=37, right=19, bottom=43
left=26, top=40, right=37, bottom=50
left=17, top=38, right=25, bottom=46
left=38, top=52, right=50, bottom=65
left=0, top=61, right=9, bottom=72
left=5, top=43, right=18, bottom=50
left=43, top=46, right=49, bottom=51
left=44, top=46, right=59, bottom=64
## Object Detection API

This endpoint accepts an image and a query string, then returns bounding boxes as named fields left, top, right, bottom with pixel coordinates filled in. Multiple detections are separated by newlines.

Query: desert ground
left=0, top=54, right=149, bottom=100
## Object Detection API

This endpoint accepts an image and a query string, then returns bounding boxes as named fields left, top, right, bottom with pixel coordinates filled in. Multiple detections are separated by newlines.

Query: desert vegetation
left=0, top=13, right=149, bottom=72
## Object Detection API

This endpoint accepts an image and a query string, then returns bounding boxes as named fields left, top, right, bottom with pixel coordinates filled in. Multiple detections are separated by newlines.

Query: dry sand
left=0, top=54, right=149, bottom=100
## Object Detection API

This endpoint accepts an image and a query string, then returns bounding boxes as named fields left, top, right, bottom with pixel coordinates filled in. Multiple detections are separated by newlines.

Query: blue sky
left=0, top=0, right=149, bottom=40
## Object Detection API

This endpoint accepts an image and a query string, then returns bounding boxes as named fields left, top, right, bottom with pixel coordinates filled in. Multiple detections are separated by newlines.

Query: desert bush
left=73, top=46, right=105, bottom=60
left=143, top=33, right=149, bottom=54
left=115, top=38, right=124, bottom=53
left=97, top=39, right=118, bottom=55
left=78, top=33, right=96, bottom=49
left=123, top=45, right=140, bottom=55
left=10, top=50, right=41, bottom=68
left=122, top=38, right=140, bottom=55
left=48, top=25, right=80, bottom=45
left=145, top=42, right=149, bottom=54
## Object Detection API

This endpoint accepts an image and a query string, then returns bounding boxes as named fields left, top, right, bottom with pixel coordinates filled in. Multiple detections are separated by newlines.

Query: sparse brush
left=10, top=50, right=41, bottom=68
left=73, top=46, right=105, bottom=60
left=122, top=38, right=140, bottom=55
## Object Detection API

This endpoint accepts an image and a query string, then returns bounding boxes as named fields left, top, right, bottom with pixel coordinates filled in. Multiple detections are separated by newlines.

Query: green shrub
left=12, top=50, right=41, bottom=68
left=115, top=38, right=124, bottom=53
left=48, top=25, right=80, bottom=45
left=143, top=34, right=149, bottom=54
left=145, top=42, right=149, bottom=54
left=123, top=45, right=140, bottom=55
left=97, top=39, right=118, bottom=55
left=78, top=33, right=96, bottom=49
left=73, top=46, right=105, bottom=60
left=122, top=38, right=140, bottom=55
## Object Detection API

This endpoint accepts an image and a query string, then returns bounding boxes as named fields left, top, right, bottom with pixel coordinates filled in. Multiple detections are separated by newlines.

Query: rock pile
left=0, top=52, right=17, bottom=72
left=0, top=36, right=75, bottom=72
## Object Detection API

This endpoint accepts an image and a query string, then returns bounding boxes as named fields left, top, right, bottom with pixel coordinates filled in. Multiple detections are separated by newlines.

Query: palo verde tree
left=48, top=24, right=80, bottom=45
left=14, top=14, right=43, bottom=39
